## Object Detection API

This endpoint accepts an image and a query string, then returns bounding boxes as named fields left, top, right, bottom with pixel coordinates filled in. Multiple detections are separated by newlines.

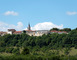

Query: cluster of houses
left=0, top=24, right=68, bottom=36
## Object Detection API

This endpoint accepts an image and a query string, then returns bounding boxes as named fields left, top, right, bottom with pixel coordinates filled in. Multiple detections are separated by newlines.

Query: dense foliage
left=0, top=29, right=77, bottom=48
left=0, top=28, right=77, bottom=60
left=50, top=28, right=71, bottom=32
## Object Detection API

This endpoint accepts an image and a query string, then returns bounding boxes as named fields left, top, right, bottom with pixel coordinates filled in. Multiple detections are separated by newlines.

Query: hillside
left=0, top=28, right=77, bottom=60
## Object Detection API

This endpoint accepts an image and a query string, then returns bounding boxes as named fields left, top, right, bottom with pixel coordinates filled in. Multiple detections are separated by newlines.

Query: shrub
left=5, top=48, right=13, bottom=53
left=21, top=47, right=29, bottom=55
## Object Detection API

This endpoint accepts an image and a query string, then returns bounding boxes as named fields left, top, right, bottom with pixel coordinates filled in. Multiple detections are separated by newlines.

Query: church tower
left=27, top=23, right=31, bottom=30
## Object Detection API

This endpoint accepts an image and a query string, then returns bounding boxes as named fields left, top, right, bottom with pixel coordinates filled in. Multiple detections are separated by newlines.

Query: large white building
left=25, top=23, right=50, bottom=36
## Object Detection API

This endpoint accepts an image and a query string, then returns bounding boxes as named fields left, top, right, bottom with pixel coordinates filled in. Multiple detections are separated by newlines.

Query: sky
left=0, top=0, right=77, bottom=31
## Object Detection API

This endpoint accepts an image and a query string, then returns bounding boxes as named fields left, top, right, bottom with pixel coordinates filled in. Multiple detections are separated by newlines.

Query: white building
left=7, top=29, right=16, bottom=34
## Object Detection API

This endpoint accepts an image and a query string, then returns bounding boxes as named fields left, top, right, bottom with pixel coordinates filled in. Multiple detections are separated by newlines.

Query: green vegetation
left=50, top=28, right=71, bottom=32
left=0, top=28, right=77, bottom=60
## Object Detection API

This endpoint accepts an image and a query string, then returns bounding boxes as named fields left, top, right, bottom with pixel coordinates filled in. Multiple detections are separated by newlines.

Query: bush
left=49, top=56, right=61, bottom=60
left=12, top=48, right=20, bottom=55
left=5, top=48, right=13, bottom=53
left=21, top=47, right=30, bottom=55
left=75, top=45, right=77, bottom=49
left=0, top=47, right=6, bottom=52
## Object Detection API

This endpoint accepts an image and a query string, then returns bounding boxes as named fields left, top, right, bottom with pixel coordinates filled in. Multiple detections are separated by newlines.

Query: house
left=7, top=29, right=16, bottom=34
left=26, top=30, right=49, bottom=36
left=50, top=30, right=58, bottom=34
left=26, top=30, right=36, bottom=36
left=50, top=30, right=68, bottom=34
left=34, top=30, right=49, bottom=36
left=13, top=31, right=22, bottom=34
left=58, top=31, right=68, bottom=34
left=0, top=31, right=7, bottom=36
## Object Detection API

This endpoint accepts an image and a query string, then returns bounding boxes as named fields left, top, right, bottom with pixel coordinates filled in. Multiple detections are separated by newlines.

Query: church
left=25, top=23, right=49, bottom=36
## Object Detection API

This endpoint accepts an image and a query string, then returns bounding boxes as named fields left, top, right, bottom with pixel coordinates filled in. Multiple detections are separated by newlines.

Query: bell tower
left=27, top=23, right=31, bottom=30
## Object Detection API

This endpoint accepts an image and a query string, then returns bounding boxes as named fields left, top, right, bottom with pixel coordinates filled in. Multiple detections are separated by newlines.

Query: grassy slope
left=0, top=47, right=77, bottom=56
left=69, top=48, right=77, bottom=55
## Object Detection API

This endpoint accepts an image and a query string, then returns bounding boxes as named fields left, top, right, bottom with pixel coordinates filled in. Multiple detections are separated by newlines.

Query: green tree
left=50, top=28, right=59, bottom=31
left=62, top=28, right=71, bottom=32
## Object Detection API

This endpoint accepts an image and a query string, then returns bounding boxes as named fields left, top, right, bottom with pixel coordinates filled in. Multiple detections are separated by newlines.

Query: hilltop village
left=0, top=24, right=68, bottom=36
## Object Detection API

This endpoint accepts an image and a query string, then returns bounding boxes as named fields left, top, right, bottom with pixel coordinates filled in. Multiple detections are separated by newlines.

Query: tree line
left=0, top=28, right=77, bottom=48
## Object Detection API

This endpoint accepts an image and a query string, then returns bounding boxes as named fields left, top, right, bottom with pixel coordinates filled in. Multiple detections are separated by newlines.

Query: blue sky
left=0, top=0, right=77, bottom=31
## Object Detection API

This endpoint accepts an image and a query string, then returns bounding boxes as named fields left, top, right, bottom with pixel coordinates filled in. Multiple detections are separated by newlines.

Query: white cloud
left=0, top=22, right=23, bottom=31
left=4, top=11, right=18, bottom=16
left=0, top=22, right=63, bottom=31
left=17, top=22, right=23, bottom=30
left=66, top=11, right=77, bottom=15
left=31, top=22, right=63, bottom=30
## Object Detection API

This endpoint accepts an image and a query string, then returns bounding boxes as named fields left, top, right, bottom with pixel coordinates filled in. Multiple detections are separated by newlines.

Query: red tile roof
left=13, top=31, right=22, bottom=34
left=50, top=30, right=68, bottom=34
